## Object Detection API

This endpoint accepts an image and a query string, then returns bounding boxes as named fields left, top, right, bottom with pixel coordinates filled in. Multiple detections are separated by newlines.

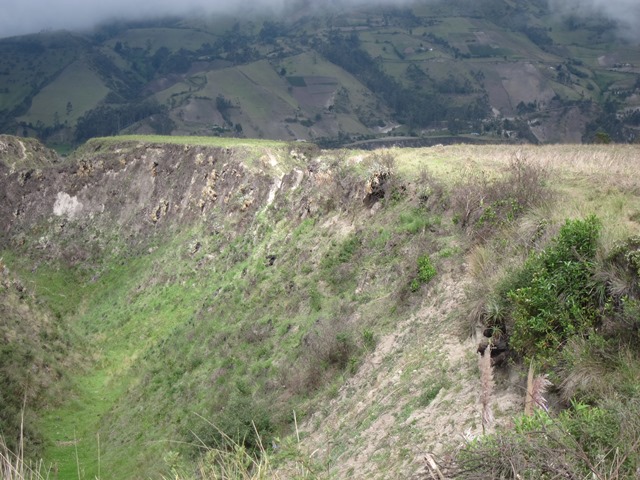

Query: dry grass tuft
left=0, top=420, right=48, bottom=480
left=558, top=336, right=640, bottom=403
left=524, top=363, right=551, bottom=415
left=285, top=317, right=360, bottom=395
left=167, top=417, right=318, bottom=480
left=450, top=153, right=550, bottom=242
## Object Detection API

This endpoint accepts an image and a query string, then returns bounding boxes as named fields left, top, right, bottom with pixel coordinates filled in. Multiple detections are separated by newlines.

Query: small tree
left=594, top=131, right=612, bottom=144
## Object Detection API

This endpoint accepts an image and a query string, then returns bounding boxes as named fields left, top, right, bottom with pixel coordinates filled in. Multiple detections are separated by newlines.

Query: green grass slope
left=17, top=61, right=111, bottom=127
left=1, top=135, right=639, bottom=479
left=0, top=257, right=75, bottom=460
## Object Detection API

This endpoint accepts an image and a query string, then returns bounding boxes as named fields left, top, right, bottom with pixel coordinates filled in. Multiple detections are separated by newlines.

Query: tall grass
left=0, top=414, right=47, bottom=480
left=0, top=420, right=317, bottom=480
left=166, top=417, right=318, bottom=480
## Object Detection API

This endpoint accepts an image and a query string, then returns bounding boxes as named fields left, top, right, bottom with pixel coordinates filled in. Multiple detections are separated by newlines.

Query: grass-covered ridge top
left=86, top=134, right=290, bottom=148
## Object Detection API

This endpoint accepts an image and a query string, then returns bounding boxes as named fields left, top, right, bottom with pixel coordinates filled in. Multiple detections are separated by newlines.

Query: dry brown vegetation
left=1, top=423, right=47, bottom=480
left=449, top=153, right=551, bottom=241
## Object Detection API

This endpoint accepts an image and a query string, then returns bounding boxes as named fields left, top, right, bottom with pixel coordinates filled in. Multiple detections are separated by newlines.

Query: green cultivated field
left=18, top=61, right=110, bottom=126
left=1, top=3, right=639, bottom=146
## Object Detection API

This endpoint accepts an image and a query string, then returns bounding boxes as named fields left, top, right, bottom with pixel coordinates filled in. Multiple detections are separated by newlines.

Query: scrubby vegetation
left=450, top=148, right=640, bottom=479
left=454, top=215, right=640, bottom=477
left=0, top=260, right=73, bottom=459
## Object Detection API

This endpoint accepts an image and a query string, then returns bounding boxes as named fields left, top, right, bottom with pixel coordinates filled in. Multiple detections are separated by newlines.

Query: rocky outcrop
left=0, top=137, right=377, bottom=265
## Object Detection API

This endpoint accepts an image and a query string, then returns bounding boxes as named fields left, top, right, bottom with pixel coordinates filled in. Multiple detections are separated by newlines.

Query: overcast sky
left=0, top=0, right=639, bottom=39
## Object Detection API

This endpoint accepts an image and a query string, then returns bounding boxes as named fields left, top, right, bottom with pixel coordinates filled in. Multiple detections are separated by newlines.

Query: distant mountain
left=1, top=0, right=639, bottom=149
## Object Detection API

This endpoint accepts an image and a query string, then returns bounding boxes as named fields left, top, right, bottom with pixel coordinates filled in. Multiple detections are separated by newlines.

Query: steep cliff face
left=0, top=137, right=73, bottom=457
left=1, top=138, right=370, bottom=262
left=2, top=140, right=268, bottom=257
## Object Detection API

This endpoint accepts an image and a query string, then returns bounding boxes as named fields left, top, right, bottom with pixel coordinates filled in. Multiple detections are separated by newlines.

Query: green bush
left=398, top=208, right=431, bottom=234
left=362, top=328, right=376, bottom=351
left=194, top=392, right=274, bottom=454
left=321, top=234, right=361, bottom=290
left=417, top=255, right=437, bottom=283
left=507, top=216, right=602, bottom=361
left=411, top=254, right=437, bottom=291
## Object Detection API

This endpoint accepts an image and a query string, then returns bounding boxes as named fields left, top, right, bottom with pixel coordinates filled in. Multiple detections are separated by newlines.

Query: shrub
left=362, top=328, right=376, bottom=351
left=321, top=235, right=361, bottom=271
left=453, top=399, right=640, bottom=480
left=600, top=236, right=640, bottom=322
left=417, top=254, right=437, bottom=283
left=507, top=216, right=602, bottom=361
left=411, top=254, right=437, bottom=292
left=450, top=155, right=549, bottom=241
left=321, top=235, right=361, bottom=291
left=288, top=318, right=361, bottom=394
left=582, top=234, right=640, bottom=362
left=417, top=168, right=447, bottom=211
left=398, top=208, right=431, bottom=234
left=194, top=393, right=274, bottom=454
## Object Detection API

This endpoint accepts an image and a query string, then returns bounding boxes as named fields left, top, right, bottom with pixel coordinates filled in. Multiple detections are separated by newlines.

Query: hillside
left=1, top=134, right=639, bottom=478
left=1, top=0, right=640, bottom=150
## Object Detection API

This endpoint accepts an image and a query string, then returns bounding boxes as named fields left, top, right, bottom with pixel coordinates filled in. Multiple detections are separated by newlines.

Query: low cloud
left=2, top=0, right=639, bottom=41
left=0, top=0, right=419, bottom=38
left=549, top=0, right=640, bottom=40
left=1, top=0, right=280, bottom=38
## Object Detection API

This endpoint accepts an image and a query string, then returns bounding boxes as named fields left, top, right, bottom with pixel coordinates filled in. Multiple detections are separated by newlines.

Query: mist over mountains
left=2, top=0, right=640, bottom=39
left=1, top=0, right=639, bottom=148
left=2, top=0, right=405, bottom=38
left=550, top=0, right=640, bottom=40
